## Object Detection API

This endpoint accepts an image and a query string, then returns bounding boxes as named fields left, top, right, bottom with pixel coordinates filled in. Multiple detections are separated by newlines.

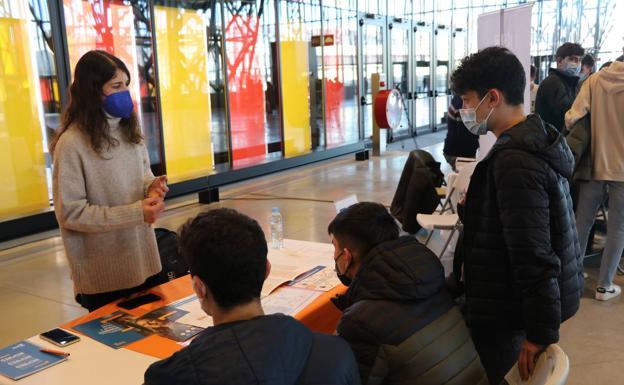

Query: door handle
left=360, top=96, right=368, bottom=106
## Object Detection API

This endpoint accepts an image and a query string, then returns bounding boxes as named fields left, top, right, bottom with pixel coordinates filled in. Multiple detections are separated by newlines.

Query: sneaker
left=595, top=285, right=622, bottom=301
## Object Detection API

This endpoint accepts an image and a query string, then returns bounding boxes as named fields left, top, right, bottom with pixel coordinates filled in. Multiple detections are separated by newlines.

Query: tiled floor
left=1, top=132, right=622, bottom=384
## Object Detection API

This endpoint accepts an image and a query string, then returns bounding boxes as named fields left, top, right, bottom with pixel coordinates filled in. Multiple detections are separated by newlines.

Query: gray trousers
left=575, top=181, right=624, bottom=288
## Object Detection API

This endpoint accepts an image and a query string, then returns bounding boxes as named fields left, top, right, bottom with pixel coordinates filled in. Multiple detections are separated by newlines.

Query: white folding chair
left=437, top=157, right=477, bottom=214
left=504, top=344, right=569, bottom=385
left=417, top=161, right=477, bottom=257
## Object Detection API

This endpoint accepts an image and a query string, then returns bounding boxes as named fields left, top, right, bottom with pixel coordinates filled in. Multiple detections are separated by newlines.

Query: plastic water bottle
left=270, top=207, right=284, bottom=249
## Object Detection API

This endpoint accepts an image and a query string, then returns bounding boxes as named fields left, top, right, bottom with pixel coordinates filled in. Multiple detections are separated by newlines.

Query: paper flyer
left=0, top=341, right=67, bottom=380
left=72, top=311, right=148, bottom=349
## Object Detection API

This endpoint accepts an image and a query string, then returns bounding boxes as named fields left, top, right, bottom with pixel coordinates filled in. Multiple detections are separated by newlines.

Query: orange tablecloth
left=62, top=276, right=346, bottom=359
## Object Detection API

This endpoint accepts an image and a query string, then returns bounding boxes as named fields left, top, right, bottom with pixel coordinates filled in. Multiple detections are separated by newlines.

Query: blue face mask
left=103, top=90, right=134, bottom=119
left=563, top=62, right=581, bottom=77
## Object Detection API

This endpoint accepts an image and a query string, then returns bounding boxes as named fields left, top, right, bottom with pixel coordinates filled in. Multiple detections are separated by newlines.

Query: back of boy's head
left=179, top=208, right=268, bottom=309
left=327, top=202, right=399, bottom=257
left=451, top=46, right=525, bottom=106
left=556, top=42, right=584, bottom=60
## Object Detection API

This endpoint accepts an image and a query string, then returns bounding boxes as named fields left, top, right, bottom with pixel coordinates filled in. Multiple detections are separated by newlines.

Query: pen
left=40, top=348, right=70, bottom=357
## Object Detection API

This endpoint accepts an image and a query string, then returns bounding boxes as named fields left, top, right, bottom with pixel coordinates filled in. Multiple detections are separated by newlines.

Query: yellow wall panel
left=280, top=40, right=311, bottom=158
left=154, top=6, right=214, bottom=183
left=0, top=17, right=49, bottom=219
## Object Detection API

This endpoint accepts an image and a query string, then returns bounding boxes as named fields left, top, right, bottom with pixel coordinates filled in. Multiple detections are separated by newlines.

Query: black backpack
left=154, top=228, right=189, bottom=283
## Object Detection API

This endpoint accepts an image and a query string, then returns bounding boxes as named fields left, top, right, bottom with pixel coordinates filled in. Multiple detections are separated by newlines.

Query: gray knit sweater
left=52, top=117, right=161, bottom=295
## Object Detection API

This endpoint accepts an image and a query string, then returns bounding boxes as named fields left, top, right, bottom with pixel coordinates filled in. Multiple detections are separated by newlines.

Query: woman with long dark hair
left=52, top=50, right=168, bottom=312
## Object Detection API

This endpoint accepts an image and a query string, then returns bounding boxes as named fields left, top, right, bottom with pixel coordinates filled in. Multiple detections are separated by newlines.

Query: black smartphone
left=40, top=328, right=81, bottom=347
left=117, top=293, right=161, bottom=310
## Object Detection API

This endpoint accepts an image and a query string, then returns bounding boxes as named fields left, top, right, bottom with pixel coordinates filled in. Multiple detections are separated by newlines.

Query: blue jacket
left=144, top=314, right=360, bottom=385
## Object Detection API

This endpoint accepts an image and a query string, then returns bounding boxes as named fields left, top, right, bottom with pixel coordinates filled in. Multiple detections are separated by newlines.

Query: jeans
left=471, top=328, right=525, bottom=385
left=575, top=181, right=624, bottom=288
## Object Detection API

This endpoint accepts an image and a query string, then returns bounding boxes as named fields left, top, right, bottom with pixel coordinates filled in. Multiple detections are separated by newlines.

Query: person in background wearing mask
left=580, top=54, right=595, bottom=82
left=530, top=64, right=539, bottom=113
left=535, top=42, right=585, bottom=132
left=329, top=202, right=487, bottom=385
left=443, top=94, right=479, bottom=171
left=51, top=51, right=169, bottom=312
left=577, top=54, right=595, bottom=93
left=145, top=209, right=359, bottom=385
left=565, top=57, right=624, bottom=301
left=452, top=47, right=583, bottom=384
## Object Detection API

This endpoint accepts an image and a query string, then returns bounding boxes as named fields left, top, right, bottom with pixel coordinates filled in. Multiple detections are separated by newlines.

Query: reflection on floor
left=0, top=133, right=622, bottom=385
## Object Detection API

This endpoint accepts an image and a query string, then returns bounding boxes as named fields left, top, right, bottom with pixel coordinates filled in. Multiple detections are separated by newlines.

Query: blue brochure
left=0, top=340, right=67, bottom=380
left=73, top=311, right=148, bottom=349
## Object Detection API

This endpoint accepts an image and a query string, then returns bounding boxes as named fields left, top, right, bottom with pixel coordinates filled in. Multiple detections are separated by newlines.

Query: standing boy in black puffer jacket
left=451, top=47, right=583, bottom=385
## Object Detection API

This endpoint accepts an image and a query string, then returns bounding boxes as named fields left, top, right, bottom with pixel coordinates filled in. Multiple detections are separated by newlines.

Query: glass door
left=412, top=22, right=433, bottom=135
left=452, top=28, right=467, bottom=74
left=358, top=16, right=386, bottom=140
left=434, top=24, right=451, bottom=131
left=388, top=19, right=411, bottom=140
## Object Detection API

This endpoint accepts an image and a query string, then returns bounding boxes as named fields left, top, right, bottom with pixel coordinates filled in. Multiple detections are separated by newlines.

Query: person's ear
left=489, top=89, right=502, bottom=108
left=265, top=260, right=272, bottom=280
left=192, top=275, right=207, bottom=299
left=343, top=247, right=354, bottom=265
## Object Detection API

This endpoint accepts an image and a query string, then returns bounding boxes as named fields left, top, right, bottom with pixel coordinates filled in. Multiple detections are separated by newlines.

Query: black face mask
left=334, top=251, right=352, bottom=286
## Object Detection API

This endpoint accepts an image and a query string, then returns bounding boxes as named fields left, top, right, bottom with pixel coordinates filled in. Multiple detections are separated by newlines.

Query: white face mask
left=459, top=93, right=494, bottom=136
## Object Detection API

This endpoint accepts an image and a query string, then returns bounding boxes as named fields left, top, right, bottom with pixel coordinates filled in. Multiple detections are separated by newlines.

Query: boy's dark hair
left=555, top=43, right=584, bottom=60
left=581, top=54, right=595, bottom=69
left=451, top=46, right=525, bottom=105
left=600, top=61, right=613, bottom=70
left=179, top=208, right=268, bottom=310
left=327, top=202, right=399, bottom=257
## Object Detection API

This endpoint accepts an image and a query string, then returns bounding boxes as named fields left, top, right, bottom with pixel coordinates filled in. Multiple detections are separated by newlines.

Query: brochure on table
left=0, top=341, right=67, bottom=381
left=262, top=239, right=335, bottom=297
left=172, top=287, right=323, bottom=332
left=73, top=310, right=203, bottom=349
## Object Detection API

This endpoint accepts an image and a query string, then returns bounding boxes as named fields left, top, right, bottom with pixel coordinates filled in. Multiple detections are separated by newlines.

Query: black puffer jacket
left=332, top=237, right=487, bottom=385
left=462, top=114, right=583, bottom=346
left=535, top=68, right=579, bottom=132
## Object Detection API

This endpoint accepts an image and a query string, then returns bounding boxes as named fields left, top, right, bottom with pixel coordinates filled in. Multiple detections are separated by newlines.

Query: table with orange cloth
left=63, top=239, right=346, bottom=360
left=0, top=240, right=346, bottom=385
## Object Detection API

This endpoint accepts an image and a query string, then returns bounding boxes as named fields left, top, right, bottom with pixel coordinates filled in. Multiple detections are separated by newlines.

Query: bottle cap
left=272, top=207, right=279, bottom=213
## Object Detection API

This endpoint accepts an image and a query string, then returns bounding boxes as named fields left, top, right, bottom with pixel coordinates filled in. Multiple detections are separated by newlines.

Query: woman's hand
left=147, top=175, right=169, bottom=199
left=143, top=196, right=164, bottom=224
